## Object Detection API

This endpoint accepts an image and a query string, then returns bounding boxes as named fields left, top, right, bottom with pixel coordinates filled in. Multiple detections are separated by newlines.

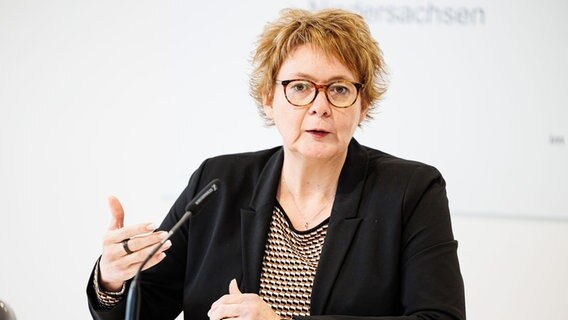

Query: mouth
left=306, top=129, right=330, bottom=138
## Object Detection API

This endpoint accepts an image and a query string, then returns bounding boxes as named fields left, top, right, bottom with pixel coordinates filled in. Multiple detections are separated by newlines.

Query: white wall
left=0, top=1, right=567, bottom=319
left=453, top=215, right=568, bottom=319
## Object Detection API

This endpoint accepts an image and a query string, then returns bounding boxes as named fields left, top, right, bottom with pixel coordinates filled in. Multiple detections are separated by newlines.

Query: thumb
left=107, top=195, right=125, bottom=230
left=229, top=279, right=241, bottom=295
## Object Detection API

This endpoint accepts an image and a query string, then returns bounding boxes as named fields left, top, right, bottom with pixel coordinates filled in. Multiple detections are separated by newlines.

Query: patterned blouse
left=259, top=203, right=329, bottom=318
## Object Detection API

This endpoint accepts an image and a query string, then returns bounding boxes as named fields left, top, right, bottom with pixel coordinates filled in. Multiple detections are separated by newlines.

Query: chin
left=297, top=143, right=343, bottom=160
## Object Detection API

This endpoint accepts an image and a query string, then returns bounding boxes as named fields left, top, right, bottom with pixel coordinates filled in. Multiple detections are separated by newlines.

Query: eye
left=288, top=80, right=313, bottom=93
left=328, top=83, right=352, bottom=96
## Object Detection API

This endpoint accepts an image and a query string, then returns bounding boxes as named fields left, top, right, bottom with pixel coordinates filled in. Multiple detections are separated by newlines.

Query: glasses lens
left=327, top=81, right=358, bottom=107
left=285, top=80, right=316, bottom=106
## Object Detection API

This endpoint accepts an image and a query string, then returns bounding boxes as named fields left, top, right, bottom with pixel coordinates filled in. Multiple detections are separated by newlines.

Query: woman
left=87, top=8, right=466, bottom=320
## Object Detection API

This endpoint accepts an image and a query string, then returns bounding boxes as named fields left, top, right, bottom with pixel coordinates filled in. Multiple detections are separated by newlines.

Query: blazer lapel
left=310, top=139, right=368, bottom=315
left=240, top=148, right=284, bottom=293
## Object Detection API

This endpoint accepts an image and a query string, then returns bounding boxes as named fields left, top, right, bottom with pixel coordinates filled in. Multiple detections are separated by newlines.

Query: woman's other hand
left=98, top=196, right=171, bottom=292
left=208, top=279, right=280, bottom=320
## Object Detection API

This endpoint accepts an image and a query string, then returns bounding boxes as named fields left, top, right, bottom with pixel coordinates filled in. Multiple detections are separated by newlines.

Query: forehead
left=277, top=44, right=356, bottom=82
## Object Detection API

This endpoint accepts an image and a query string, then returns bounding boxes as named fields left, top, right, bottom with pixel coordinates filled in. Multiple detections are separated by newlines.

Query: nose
left=308, top=88, right=332, bottom=117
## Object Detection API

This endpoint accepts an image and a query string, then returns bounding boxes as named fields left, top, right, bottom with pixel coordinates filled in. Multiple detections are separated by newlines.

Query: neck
left=277, top=149, right=347, bottom=230
left=280, top=150, right=346, bottom=197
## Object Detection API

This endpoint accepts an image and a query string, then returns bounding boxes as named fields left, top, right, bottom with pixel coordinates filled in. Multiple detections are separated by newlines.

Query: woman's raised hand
left=98, top=196, right=172, bottom=292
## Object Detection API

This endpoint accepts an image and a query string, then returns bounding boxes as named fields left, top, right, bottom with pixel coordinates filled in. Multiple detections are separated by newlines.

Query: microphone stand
left=124, top=179, right=220, bottom=320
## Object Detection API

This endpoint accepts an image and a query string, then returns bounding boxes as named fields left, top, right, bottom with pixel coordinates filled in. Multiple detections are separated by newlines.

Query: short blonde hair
left=250, top=8, right=387, bottom=124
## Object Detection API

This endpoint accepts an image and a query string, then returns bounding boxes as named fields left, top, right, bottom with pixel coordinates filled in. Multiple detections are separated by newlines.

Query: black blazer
left=87, top=139, right=466, bottom=320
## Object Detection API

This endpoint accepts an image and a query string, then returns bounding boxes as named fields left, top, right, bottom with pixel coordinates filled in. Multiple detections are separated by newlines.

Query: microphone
left=124, top=178, right=220, bottom=320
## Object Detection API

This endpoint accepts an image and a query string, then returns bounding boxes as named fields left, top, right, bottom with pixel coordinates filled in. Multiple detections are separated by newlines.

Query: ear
left=359, top=105, right=368, bottom=124
left=263, top=96, right=274, bottom=120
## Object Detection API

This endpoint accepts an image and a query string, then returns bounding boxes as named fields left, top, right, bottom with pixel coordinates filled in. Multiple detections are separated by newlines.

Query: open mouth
left=306, top=129, right=330, bottom=137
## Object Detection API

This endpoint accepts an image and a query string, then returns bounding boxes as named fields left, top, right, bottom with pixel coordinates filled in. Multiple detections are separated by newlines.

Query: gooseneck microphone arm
left=124, top=178, right=220, bottom=320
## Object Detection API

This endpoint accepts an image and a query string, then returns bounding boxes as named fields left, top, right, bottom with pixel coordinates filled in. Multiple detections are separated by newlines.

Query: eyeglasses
left=275, top=79, right=363, bottom=108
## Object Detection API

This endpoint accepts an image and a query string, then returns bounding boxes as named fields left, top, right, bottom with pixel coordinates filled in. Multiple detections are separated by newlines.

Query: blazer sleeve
left=300, top=165, right=466, bottom=320
left=397, top=164, right=465, bottom=319
left=86, top=160, right=208, bottom=320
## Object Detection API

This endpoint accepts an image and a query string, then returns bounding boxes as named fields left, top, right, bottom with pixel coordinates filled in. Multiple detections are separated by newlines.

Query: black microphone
left=124, top=178, right=220, bottom=320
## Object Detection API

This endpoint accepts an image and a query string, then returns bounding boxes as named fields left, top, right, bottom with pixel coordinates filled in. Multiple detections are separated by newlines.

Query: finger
left=140, top=251, right=168, bottom=272
left=104, top=222, right=157, bottom=244
left=210, top=292, right=244, bottom=312
left=107, top=195, right=125, bottom=230
left=229, top=279, right=241, bottom=295
left=103, top=231, right=167, bottom=261
left=101, top=242, right=170, bottom=284
left=122, top=240, right=172, bottom=267
left=123, top=230, right=168, bottom=253
left=208, top=302, right=240, bottom=320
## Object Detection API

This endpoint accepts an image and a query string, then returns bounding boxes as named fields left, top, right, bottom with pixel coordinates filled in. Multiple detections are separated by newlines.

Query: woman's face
left=263, top=44, right=367, bottom=162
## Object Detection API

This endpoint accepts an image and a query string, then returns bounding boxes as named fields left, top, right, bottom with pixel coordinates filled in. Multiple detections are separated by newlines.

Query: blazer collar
left=310, top=138, right=368, bottom=314
left=240, top=139, right=369, bottom=313
left=240, top=147, right=283, bottom=293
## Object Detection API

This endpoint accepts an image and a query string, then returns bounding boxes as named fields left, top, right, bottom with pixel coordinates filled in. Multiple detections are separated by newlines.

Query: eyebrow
left=290, top=72, right=355, bottom=83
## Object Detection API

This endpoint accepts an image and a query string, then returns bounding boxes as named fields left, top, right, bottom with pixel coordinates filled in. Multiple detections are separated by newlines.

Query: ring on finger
left=122, top=239, right=134, bottom=255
